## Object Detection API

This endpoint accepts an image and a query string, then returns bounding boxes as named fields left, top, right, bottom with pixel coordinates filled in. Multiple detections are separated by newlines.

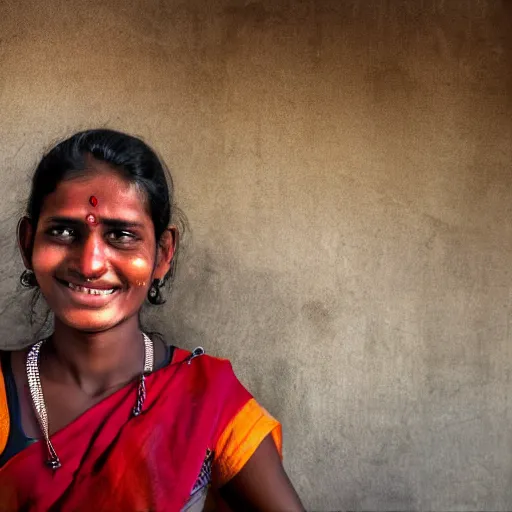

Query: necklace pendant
left=46, top=456, right=62, bottom=470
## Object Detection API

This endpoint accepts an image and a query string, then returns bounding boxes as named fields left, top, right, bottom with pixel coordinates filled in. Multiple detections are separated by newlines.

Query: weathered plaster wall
left=0, top=0, right=511, bottom=509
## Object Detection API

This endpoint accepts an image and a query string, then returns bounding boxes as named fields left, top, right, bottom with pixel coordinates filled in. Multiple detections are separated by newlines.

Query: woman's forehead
left=40, top=170, right=150, bottom=219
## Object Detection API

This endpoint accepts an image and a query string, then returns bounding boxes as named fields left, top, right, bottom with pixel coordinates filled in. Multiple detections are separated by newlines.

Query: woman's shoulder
left=166, top=345, right=251, bottom=400
left=171, top=346, right=237, bottom=377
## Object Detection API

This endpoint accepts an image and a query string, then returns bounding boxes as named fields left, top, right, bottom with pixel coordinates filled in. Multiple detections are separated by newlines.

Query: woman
left=0, top=130, right=304, bottom=511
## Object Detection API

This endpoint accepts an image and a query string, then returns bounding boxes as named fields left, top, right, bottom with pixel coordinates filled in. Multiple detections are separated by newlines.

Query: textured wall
left=1, top=0, right=511, bottom=510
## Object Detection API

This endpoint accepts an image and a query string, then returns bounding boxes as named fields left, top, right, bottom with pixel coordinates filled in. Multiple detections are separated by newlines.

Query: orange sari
left=0, top=348, right=281, bottom=511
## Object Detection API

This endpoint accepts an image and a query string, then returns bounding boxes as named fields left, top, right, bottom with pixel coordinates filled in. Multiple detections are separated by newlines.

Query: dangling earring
left=148, top=280, right=160, bottom=298
left=20, top=270, right=38, bottom=288
left=148, top=279, right=165, bottom=305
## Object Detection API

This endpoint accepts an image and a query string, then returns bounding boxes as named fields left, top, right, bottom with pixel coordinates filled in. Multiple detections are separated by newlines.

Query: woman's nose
left=76, top=234, right=107, bottom=279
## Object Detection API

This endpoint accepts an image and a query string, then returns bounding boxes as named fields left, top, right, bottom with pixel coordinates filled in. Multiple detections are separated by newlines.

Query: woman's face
left=22, top=162, right=173, bottom=332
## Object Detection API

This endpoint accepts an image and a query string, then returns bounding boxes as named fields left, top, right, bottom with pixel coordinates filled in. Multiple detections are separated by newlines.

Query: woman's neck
left=41, top=317, right=146, bottom=397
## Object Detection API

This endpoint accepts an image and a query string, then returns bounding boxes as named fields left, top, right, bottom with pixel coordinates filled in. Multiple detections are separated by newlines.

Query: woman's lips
left=67, top=282, right=115, bottom=295
left=57, top=278, right=121, bottom=307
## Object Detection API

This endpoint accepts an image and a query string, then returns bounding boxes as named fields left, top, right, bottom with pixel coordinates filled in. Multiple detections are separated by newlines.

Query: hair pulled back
left=28, top=129, right=173, bottom=241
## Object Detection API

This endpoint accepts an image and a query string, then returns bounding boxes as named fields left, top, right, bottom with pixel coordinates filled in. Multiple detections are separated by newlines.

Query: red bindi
left=89, top=195, right=98, bottom=207
left=86, top=214, right=97, bottom=225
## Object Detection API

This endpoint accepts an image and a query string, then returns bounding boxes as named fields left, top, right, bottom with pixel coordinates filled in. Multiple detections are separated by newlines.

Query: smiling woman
left=19, top=158, right=170, bottom=333
left=0, top=130, right=304, bottom=511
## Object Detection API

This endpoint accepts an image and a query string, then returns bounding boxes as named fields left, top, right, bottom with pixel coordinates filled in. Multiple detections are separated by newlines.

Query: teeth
left=68, top=283, right=114, bottom=295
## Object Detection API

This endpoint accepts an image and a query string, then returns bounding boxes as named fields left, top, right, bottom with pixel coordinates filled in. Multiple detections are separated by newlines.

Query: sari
left=0, top=347, right=282, bottom=511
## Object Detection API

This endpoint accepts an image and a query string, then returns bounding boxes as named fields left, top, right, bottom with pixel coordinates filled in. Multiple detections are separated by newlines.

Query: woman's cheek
left=125, top=256, right=153, bottom=288
left=31, top=244, right=65, bottom=277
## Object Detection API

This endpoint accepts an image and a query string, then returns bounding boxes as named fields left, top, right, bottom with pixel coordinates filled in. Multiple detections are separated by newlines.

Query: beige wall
left=1, top=0, right=511, bottom=509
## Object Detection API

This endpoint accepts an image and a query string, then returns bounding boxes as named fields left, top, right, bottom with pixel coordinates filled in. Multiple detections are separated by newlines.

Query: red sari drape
left=0, top=348, right=253, bottom=511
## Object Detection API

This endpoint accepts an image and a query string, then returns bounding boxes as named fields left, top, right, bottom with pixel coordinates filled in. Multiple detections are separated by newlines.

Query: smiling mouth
left=67, top=283, right=115, bottom=295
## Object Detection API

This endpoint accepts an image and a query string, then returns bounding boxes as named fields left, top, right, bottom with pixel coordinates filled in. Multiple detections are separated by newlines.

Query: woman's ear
left=153, top=226, right=179, bottom=280
left=17, top=217, right=34, bottom=269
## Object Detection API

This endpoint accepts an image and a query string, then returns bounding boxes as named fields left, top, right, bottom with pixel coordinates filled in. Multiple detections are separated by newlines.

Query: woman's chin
left=53, top=310, right=129, bottom=333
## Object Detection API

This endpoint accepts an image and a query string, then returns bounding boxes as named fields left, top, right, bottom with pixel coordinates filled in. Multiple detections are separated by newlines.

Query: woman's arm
left=219, top=434, right=305, bottom=512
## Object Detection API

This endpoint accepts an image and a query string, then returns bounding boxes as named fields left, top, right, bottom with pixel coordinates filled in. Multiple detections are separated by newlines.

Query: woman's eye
left=48, top=227, right=75, bottom=241
left=106, top=231, right=137, bottom=244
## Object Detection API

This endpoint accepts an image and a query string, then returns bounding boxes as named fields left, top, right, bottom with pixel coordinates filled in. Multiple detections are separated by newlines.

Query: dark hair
left=26, top=129, right=181, bottom=305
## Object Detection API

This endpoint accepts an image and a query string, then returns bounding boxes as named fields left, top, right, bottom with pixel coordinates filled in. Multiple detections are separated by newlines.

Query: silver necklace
left=26, top=332, right=154, bottom=470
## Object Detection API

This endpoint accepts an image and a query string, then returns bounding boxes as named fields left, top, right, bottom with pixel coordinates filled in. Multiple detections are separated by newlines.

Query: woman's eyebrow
left=45, top=216, right=145, bottom=229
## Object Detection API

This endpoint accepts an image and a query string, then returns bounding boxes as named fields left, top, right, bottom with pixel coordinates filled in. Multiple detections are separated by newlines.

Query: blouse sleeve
left=212, top=397, right=282, bottom=488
